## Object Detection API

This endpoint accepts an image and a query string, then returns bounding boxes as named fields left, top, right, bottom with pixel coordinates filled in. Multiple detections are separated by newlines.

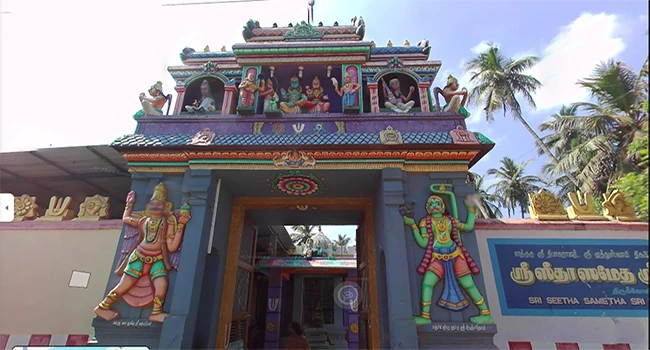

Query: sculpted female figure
left=239, top=73, right=258, bottom=108
left=433, top=75, right=470, bottom=117
left=333, top=72, right=361, bottom=107
left=303, top=76, right=331, bottom=113
left=134, top=81, right=169, bottom=119
left=94, top=183, right=191, bottom=323
left=382, top=78, right=415, bottom=113
left=399, top=185, right=493, bottom=326
left=258, top=74, right=280, bottom=111
left=280, top=75, right=307, bottom=114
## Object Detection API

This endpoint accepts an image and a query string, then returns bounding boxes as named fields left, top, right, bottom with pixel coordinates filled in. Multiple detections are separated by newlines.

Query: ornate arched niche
left=181, top=76, right=225, bottom=114
left=376, top=72, right=421, bottom=113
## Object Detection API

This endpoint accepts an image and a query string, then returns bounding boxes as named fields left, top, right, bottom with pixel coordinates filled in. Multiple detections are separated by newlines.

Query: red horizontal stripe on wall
left=0, top=335, right=8, bottom=350
left=556, top=342, right=580, bottom=350
left=28, top=334, right=52, bottom=346
left=66, top=334, right=90, bottom=345
left=603, top=344, right=631, bottom=350
left=509, top=341, right=533, bottom=350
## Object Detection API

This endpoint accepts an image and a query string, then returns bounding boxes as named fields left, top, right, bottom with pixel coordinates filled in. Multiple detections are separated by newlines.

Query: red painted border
left=475, top=218, right=648, bottom=232
left=0, top=219, right=123, bottom=231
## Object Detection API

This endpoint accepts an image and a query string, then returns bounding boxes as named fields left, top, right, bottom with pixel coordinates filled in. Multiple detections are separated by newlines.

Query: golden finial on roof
left=404, top=39, right=410, bottom=47
left=370, top=41, right=376, bottom=48
left=204, top=45, right=210, bottom=52
left=387, top=40, right=393, bottom=47
left=220, top=46, right=226, bottom=52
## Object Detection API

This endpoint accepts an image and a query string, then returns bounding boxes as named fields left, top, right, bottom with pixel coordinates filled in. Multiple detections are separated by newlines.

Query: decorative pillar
left=346, top=270, right=359, bottom=350
left=367, top=79, right=379, bottom=113
left=174, top=84, right=186, bottom=115
left=418, top=81, right=431, bottom=112
left=264, top=269, right=283, bottom=349
left=222, top=82, right=238, bottom=115
left=377, top=168, right=420, bottom=349
left=158, top=169, right=219, bottom=349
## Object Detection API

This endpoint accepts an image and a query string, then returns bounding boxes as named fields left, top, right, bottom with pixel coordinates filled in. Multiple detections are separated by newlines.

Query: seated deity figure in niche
left=238, top=73, right=258, bottom=108
left=134, top=81, right=168, bottom=119
left=185, top=80, right=217, bottom=113
left=433, top=74, right=470, bottom=118
left=258, top=74, right=279, bottom=111
left=381, top=77, right=415, bottom=113
left=303, top=76, right=331, bottom=113
left=280, top=75, right=307, bottom=114
left=333, top=72, right=361, bottom=107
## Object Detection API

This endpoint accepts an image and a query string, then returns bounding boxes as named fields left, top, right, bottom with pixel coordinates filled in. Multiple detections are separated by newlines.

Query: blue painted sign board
left=487, top=238, right=649, bottom=317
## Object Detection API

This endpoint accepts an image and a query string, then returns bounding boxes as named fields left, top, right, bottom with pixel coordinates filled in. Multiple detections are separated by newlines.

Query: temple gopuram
left=0, top=16, right=647, bottom=350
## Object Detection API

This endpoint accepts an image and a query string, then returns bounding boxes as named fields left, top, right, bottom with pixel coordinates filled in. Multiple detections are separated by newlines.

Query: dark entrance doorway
left=216, top=198, right=380, bottom=350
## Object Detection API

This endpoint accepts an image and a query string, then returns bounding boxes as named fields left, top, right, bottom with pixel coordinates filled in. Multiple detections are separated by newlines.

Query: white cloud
left=470, top=40, right=499, bottom=54
left=528, top=13, right=625, bottom=111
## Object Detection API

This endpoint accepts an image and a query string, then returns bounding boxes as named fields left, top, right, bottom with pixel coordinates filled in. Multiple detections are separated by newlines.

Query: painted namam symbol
left=268, top=298, right=279, bottom=312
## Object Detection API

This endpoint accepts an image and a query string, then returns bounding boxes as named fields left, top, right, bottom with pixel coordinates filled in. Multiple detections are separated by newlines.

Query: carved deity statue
left=258, top=74, right=280, bottom=112
left=94, top=183, right=191, bottom=323
left=135, top=81, right=169, bottom=119
left=399, top=185, right=494, bottom=326
left=303, top=76, right=331, bottom=113
left=433, top=75, right=470, bottom=118
left=280, top=75, right=307, bottom=114
left=333, top=73, right=361, bottom=108
left=381, top=78, right=415, bottom=113
left=239, top=73, right=258, bottom=108
left=185, top=80, right=217, bottom=113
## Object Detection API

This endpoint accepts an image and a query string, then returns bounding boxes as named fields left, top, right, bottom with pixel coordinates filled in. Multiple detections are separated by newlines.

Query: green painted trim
left=427, top=87, right=433, bottom=109
left=128, top=162, right=189, bottom=167
left=233, top=47, right=370, bottom=56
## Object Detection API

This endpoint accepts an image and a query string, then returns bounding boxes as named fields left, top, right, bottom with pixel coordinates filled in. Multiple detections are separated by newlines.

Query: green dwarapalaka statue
left=399, top=184, right=494, bottom=326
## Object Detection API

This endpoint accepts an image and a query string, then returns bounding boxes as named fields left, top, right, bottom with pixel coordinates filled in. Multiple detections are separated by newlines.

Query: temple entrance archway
left=215, top=197, right=380, bottom=350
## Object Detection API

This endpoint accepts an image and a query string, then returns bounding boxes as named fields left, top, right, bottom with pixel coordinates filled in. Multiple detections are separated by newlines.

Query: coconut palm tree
left=333, top=234, right=351, bottom=247
left=487, top=157, right=544, bottom=218
left=468, top=172, right=503, bottom=219
left=290, top=225, right=318, bottom=245
left=539, top=60, right=648, bottom=195
left=464, top=43, right=580, bottom=188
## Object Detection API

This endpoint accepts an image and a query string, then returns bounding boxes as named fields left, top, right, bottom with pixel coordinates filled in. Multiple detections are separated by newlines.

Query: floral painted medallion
left=266, top=171, right=327, bottom=196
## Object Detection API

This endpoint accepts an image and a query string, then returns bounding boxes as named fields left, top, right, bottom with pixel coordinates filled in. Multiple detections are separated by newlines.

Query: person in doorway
left=284, top=321, right=311, bottom=350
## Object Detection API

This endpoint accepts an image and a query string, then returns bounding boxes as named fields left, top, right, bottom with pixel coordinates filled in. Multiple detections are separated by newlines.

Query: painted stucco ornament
left=94, top=183, right=191, bottom=323
left=134, top=81, right=169, bottom=119
left=602, top=190, right=638, bottom=222
left=74, top=195, right=110, bottom=221
left=528, top=190, right=569, bottom=221
left=13, top=194, right=39, bottom=221
left=433, top=75, right=470, bottom=118
left=399, top=184, right=494, bottom=326
left=381, top=77, right=415, bottom=113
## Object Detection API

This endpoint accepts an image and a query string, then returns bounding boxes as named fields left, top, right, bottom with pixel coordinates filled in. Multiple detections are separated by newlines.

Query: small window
left=69, top=270, right=91, bottom=288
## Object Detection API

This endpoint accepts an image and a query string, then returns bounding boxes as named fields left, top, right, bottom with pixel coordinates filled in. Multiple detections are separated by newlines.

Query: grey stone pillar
left=376, top=168, right=419, bottom=349
left=158, top=169, right=218, bottom=349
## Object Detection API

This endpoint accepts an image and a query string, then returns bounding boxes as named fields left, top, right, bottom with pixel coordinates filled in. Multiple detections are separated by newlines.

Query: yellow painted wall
left=0, top=221, right=121, bottom=335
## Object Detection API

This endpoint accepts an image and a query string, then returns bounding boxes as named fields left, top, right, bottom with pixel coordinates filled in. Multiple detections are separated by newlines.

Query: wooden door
left=228, top=218, right=258, bottom=349
left=356, top=224, right=370, bottom=350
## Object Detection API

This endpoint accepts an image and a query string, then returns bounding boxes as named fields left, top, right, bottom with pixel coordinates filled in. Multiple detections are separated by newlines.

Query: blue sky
left=1, top=0, right=648, bottom=221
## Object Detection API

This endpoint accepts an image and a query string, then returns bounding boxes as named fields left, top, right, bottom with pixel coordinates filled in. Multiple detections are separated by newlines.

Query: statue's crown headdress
left=313, top=76, right=320, bottom=83
left=447, top=74, right=457, bottom=85
left=151, top=183, right=168, bottom=202
left=201, top=79, right=210, bottom=87
left=344, top=72, right=350, bottom=78
left=152, top=81, right=163, bottom=91
left=290, top=74, right=299, bottom=81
